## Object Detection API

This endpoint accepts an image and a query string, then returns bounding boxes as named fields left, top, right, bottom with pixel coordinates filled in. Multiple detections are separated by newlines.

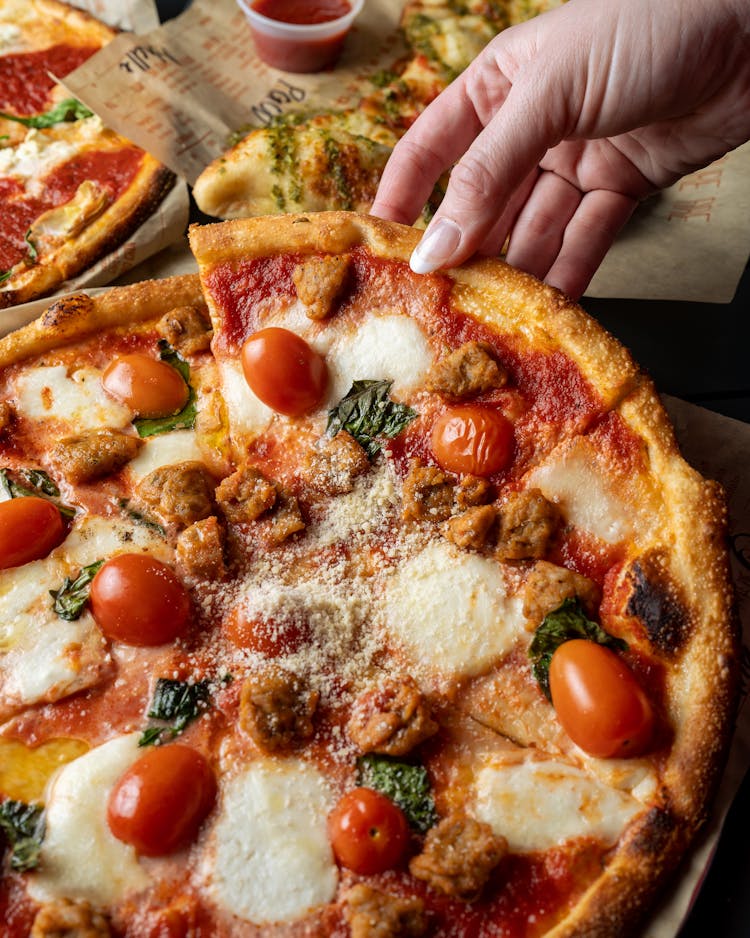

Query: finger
left=476, top=167, right=540, bottom=257
left=544, top=189, right=637, bottom=299
left=408, top=74, right=568, bottom=273
left=504, top=171, right=582, bottom=280
left=370, top=76, right=484, bottom=225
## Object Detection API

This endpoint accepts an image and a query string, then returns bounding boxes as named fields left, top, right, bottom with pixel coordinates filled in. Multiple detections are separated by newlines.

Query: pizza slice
left=0, top=0, right=115, bottom=146
left=193, top=112, right=394, bottom=221
left=0, top=0, right=177, bottom=309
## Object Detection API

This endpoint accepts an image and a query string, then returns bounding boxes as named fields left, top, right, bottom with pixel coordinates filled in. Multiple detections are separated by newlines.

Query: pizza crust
left=0, top=274, right=204, bottom=366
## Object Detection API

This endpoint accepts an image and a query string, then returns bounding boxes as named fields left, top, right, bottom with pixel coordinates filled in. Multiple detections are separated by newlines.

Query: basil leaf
left=0, top=799, right=44, bottom=872
left=529, top=597, right=628, bottom=700
left=117, top=497, right=166, bottom=536
left=139, top=678, right=211, bottom=746
left=358, top=753, right=437, bottom=832
left=0, top=270, right=11, bottom=284
left=137, top=726, right=164, bottom=747
left=327, top=379, right=417, bottom=458
left=0, top=467, right=75, bottom=519
left=133, top=341, right=196, bottom=438
left=50, top=559, right=104, bottom=621
left=20, top=469, right=59, bottom=497
left=0, top=98, right=93, bottom=129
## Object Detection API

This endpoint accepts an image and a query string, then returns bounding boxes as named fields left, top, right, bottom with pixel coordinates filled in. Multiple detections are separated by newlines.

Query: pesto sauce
left=323, top=135, right=353, bottom=210
left=266, top=118, right=302, bottom=210
left=404, top=14, right=453, bottom=78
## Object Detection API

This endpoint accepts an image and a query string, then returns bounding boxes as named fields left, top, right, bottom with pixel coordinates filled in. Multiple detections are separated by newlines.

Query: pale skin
left=371, top=0, right=750, bottom=299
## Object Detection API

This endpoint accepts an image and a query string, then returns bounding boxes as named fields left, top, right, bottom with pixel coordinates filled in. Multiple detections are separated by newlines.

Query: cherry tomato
left=241, top=327, right=328, bottom=417
left=102, top=353, right=189, bottom=418
left=223, top=608, right=310, bottom=655
left=0, top=497, right=65, bottom=570
left=431, top=405, right=514, bottom=476
left=107, top=745, right=216, bottom=856
left=549, top=639, right=655, bottom=758
left=327, top=787, right=409, bottom=874
left=90, top=553, right=191, bottom=646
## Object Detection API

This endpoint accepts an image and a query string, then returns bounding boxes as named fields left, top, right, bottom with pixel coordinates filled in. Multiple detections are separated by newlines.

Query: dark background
left=154, top=2, right=750, bottom=933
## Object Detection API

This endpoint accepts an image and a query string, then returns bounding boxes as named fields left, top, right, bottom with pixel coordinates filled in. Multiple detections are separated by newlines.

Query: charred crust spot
left=42, top=292, right=94, bottom=328
left=626, top=806, right=680, bottom=859
left=626, top=559, right=690, bottom=656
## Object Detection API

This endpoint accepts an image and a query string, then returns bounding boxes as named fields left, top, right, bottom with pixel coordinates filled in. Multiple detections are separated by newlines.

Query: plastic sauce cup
left=237, top=0, right=365, bottom=73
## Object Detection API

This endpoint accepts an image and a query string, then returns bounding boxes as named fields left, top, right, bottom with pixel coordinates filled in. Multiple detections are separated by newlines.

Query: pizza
left=0, top=0, right=176, bottom=310
left=0, top=211, right=739, bottom=938
left=192, top=0, right=565, bottom=221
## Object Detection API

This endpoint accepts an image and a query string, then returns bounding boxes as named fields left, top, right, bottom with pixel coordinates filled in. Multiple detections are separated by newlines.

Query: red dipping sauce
left=252, top=0, right=351, bottom=24
left=239, top=0, right=362, bottom=73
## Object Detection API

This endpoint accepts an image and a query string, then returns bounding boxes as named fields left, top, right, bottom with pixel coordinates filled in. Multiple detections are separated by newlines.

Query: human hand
left=371, top=0, right=750, bottom=299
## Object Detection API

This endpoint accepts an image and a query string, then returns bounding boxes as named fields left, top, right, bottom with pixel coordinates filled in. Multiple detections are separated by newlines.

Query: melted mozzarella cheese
left=474, top=757, right=643, bottom=851
left=327, top=314, right=433, bottom=404
left=217, top=360, right=273, bottom=440
left=28, top=735, right=150, bottom=906
left=528, top=443, right=637, bottom=544
left=205, top=759, right=337, bottom=923
left=0, top=22, right=21, bottom=48
left=0, top=514, right=169, bottom=712
left=0, top=559, right=108, bottom=710
left=13, top=365, right=132, bottom=430
left=0, top=119, right=106, bottom=190
left=126, top=429, right=207, bottom=483
left=62, top=513, right=171, bottom=563
left=384, top=539, right=526, bottom=678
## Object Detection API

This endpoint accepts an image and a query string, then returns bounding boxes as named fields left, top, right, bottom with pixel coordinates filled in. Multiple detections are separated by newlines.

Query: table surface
left=153, top=3, right=750, bottom=934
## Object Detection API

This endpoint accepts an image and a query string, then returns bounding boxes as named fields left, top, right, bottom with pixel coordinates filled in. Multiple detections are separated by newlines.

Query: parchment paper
left=61, top=0, right=750, bottom=304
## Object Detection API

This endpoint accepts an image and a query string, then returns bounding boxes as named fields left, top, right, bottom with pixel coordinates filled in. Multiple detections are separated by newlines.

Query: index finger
left=370, top=73, right=485, bottom=225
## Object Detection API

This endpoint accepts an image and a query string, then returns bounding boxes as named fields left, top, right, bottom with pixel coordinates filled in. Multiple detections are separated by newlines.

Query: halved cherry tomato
left=431, top=405, right=514, bottom=476
left=102, top=353, right=189, bottom=418
left=549, top=639, right=655, bottom=758
left=223, top=608, right=310, bottom=655
left=107, top=745, right=216, bottom=856
left=0, top=497, right=65, bottom=570
left=241, top=327, right=328, bottom=417
left=90, top=553, right=191, bottom=645
left=327, top=787, right=409, bottom=874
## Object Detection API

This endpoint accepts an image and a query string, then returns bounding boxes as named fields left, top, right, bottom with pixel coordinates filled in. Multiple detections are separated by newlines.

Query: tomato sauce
left=0, top=45, right=99, bottom=114
left=206, top=255, right=298, bottom=350
left=0, top=146, right=143, bottom=272
left=252, top=0, right=350, bottom=24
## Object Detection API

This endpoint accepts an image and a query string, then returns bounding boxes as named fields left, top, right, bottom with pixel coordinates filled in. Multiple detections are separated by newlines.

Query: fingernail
left=410, top=219, right=461, bottom=274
